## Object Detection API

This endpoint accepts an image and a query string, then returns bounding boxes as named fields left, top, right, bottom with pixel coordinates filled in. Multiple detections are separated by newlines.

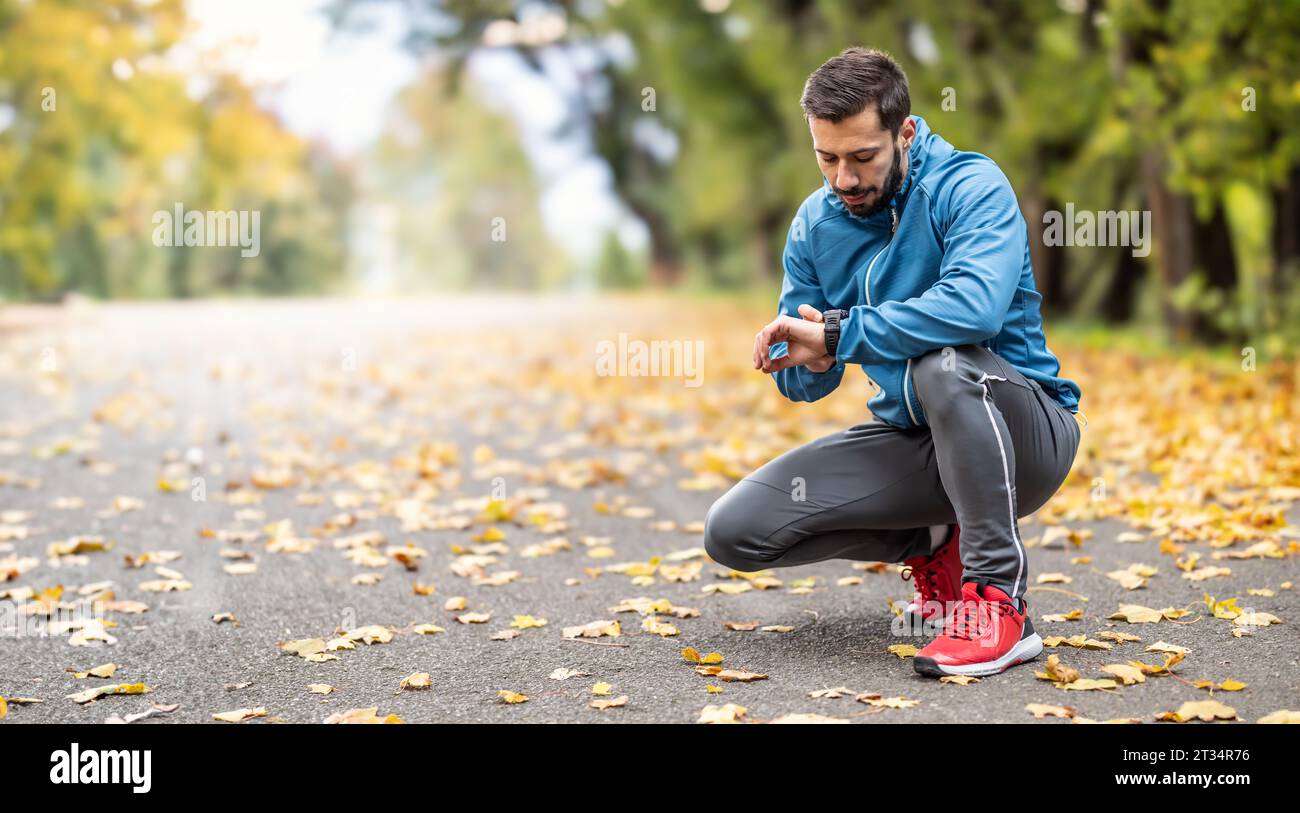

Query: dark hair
left=800, top=47, right=911, bottom=134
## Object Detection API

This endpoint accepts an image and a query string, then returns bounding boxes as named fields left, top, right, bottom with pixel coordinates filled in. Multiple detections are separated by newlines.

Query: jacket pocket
left=862, top=360, right=913, bottom=428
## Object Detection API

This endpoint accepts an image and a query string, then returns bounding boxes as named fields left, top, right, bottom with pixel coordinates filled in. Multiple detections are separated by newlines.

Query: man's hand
left=753, top=304, right=836, bottom=374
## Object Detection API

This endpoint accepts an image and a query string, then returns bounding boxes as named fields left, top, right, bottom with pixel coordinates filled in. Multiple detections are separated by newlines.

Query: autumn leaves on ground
left=1, top=296, right=1297, bottom=724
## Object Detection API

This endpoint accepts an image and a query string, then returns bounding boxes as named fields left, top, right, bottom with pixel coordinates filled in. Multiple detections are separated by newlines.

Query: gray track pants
left=703, top=344, right=1081, bottom=600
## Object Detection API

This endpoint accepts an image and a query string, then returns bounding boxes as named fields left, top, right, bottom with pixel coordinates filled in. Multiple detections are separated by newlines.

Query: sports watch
left=822, top=309, right=848, bottom=358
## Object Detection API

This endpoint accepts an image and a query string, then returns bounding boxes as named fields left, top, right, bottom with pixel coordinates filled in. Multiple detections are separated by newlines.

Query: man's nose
left=835, top=167, right=859, bottom=190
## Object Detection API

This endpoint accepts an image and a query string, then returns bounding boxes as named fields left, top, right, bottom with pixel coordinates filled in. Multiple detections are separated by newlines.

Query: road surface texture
left=2, top=298, right=1297, bottom=724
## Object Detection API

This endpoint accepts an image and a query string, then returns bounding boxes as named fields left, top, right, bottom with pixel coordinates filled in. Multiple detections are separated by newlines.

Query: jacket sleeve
left=770, top=210, right=845, bottom=402
left=835, top=163, right=1023, bottom=365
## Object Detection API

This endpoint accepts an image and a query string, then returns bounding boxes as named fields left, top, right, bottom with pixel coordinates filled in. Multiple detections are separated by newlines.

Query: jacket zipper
left=863, top=206, right=899, bottom=308
left=864, top=206, right=917, bottom=427
left=903, top=357, right=920, bottom=426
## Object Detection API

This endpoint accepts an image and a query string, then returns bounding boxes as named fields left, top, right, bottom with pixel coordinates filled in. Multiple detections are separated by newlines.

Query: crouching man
left=706, top=47, right=1083, bottom=677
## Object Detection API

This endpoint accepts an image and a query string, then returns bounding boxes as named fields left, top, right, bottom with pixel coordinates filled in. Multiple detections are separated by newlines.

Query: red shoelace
left=943, top=598, right=1019, bottom=640
left=900, top=559, right=942, bottom=602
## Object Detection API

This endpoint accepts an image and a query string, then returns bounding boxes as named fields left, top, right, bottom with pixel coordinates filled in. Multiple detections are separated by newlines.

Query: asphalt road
left=2, top=299, right=1297, bottom=724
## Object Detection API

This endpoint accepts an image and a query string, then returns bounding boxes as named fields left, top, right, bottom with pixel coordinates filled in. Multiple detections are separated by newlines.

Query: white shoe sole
left=913, top=632, right=1044, bottom=677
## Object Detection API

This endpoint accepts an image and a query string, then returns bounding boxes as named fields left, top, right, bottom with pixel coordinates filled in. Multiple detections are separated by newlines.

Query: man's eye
left=820, top=155, right=836, bottom=164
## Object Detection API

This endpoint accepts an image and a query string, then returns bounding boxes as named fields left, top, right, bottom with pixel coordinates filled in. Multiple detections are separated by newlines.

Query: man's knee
left=703, top=484, right=774, bottom=573
left=911, top=344, right=980, bottom=413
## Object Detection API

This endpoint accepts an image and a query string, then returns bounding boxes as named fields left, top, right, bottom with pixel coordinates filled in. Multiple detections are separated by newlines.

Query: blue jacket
left=772, top=114, right=1081, bottom=427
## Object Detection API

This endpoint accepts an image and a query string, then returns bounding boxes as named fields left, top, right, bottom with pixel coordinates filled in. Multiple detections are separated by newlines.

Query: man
left=705, top=47, right=1083, bottom=677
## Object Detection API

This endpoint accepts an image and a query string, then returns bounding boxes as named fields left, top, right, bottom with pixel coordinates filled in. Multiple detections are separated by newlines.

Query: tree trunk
left=754, top=208, right=786, bottom=283
left=1102, top=246, right=1145, bottom=323
left=1191, top=203, right=1239, bottom=342
left=168, top=249, right=192, bottom=299
left=626, top=199, right=682, bottom=287
left=1139, top=150, right=1195, bottom=341
left=1273, top=166, right=1300, bottom=300
left=1023, top=190, right=1067, bottom=312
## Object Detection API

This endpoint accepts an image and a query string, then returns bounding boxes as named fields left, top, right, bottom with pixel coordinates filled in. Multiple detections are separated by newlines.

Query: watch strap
left=823, top=309, right=848, bottom=357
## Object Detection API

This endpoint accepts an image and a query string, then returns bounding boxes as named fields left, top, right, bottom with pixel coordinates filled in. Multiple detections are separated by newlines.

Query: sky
left=174, top=0, right=638, bottom=265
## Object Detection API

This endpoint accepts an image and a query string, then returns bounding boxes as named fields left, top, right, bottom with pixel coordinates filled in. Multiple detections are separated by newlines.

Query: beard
left=835, top=143, right=904, bottom=219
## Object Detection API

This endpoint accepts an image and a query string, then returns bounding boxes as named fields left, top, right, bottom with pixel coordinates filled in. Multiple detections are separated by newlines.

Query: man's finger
left=767, top=355, right=800, bottom=373
left=756, top=324, right=773, bottom=368
left=757, top=317, right=787, bottom=368
left=755, top=325, right=775, bottom=370
left=797, top=304, right=824, bottom=323
left=762, top=341, right=792, bottom=374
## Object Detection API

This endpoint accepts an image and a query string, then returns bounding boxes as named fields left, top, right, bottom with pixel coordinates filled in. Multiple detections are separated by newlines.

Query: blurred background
left=3, top=2, right=1299, bottom=727
left=1, top=0, right=1298, bottom=351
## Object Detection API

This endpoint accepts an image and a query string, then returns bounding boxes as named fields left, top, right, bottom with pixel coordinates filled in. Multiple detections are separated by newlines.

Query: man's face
left=810, top=108, right=913, bottom=218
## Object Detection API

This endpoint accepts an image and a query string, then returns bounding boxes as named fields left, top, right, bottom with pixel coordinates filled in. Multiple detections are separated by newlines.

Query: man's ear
left=899, top=116, right=917, bottom=150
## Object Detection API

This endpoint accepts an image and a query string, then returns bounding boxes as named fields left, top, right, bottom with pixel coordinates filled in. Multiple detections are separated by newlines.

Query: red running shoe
left=913, top=581, right=1044, bottom=677
left=900, top=524, right=962, bottom=633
